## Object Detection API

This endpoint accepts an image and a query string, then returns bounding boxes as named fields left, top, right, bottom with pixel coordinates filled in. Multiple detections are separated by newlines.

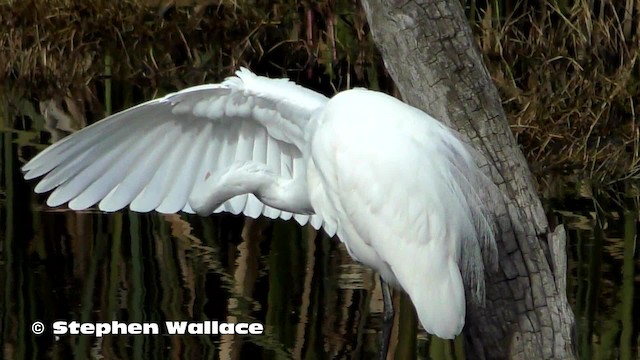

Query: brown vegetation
left=473, top=0, right=640, bottom=187
left=1, top=0, right=638, bottom=185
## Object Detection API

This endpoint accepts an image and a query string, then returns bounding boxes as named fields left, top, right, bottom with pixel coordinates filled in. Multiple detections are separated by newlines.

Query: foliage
left=1, top=0, right=639, bottom=184
left=470, top=0, right=640, bottom=184
left=0, top=0, right=378, bottom=97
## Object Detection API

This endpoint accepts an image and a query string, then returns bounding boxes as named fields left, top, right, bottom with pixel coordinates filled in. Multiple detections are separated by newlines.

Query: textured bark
left=360, top=1, right=576, bottom=359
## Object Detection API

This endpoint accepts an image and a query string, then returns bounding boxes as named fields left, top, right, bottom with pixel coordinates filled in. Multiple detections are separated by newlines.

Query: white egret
left=22, top=68, right=501, bottom=357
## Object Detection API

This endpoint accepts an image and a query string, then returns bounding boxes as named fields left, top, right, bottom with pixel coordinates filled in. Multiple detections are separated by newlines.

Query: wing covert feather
left=23, top=68, right=328, bottom=229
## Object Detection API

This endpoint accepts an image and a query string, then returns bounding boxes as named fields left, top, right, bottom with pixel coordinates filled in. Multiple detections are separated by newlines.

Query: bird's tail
left=393, top=245, right=466, bottom=339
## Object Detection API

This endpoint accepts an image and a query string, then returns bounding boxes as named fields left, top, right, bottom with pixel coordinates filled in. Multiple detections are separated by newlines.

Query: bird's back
left=307, top=88, right=497, bottom=338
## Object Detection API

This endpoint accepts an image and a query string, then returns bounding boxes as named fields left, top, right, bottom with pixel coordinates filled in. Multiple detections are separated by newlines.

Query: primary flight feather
left=23, top=67, right=501, bottom=341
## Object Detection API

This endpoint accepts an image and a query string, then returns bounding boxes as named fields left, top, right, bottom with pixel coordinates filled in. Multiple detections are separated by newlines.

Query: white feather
left=156, top=122, right=210, bottom=213
left=99, top=124, right=179, bottom=212
left=23, top=68, right=502, bottom=343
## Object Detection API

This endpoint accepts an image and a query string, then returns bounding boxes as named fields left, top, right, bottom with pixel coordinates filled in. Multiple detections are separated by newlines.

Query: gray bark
left=360, top=0, right=576, bottom=359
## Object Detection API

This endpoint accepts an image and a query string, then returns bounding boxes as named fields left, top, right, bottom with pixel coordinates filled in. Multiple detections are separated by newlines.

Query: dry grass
left=472, top=0, right=640, bottom=185
left=0, top=0, right=375, bottom=98
left=1, top=0, right=639, bottom=186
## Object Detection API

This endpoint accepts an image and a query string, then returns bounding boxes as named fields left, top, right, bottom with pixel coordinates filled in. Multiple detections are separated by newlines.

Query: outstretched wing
left=22, top=68, right=327, bottom=229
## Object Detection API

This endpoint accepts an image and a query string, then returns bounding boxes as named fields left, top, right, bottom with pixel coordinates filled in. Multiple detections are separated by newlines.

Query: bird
left=22, top=67, right=501, bottom=357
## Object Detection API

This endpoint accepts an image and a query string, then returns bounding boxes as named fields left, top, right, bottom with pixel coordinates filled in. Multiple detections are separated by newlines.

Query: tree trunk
left=360, top=1, right=576, bottom=359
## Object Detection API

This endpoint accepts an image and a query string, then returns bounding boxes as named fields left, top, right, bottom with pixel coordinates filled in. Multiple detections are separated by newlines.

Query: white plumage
left=23, top=68, right=500, bottom=339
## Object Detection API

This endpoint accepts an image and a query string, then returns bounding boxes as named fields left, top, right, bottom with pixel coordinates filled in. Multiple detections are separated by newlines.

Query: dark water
left=1, top=109, right=639, bottom=360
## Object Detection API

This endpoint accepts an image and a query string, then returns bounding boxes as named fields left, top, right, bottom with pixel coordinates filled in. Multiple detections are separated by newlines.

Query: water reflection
left=1, top=105, right=639, bottom=359
left=558, top=197, right=640, bottom=360
left=2, top=182, right=384, bottom=358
